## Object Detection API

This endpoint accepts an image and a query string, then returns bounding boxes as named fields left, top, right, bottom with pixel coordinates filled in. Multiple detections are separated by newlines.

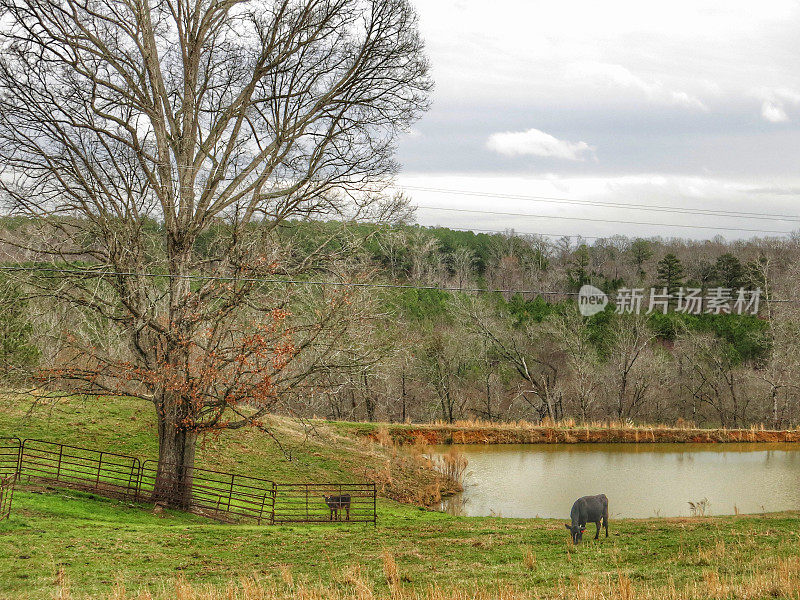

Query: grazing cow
left=323, top=494, right=351, bottom=521
left=565, top=494, right=608, bottom=544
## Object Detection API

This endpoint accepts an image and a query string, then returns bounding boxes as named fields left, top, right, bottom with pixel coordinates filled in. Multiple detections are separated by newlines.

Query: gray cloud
left=394, top=0, right=800, bottom=240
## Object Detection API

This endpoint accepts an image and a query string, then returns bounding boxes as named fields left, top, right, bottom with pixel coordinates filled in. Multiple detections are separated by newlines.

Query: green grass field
left=1, top=395, right=800, bottom=599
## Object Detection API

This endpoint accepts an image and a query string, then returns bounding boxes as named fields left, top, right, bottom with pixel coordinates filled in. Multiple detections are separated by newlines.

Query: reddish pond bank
left=362, top=425, right=800, bottom=445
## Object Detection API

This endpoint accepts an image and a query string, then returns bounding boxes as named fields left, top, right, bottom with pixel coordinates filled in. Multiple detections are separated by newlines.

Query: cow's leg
left=604, top=515, right=609, bottom=537
left=595, top=521, right=600, bottom=540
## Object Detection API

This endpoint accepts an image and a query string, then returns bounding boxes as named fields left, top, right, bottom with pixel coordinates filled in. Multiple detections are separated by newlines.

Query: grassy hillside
left=0, top=395, right=799, bottom=599
left=0, top=394, right=453, bottom=504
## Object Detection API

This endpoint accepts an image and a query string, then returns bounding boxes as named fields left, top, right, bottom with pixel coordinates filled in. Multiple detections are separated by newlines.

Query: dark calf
left=323, top=494, right=351, bottom=521
left=565, top=494, right=608, bottom=544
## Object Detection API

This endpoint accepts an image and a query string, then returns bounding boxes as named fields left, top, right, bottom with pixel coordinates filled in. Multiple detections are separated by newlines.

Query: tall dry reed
left=430, top=447, right=468, bottom=488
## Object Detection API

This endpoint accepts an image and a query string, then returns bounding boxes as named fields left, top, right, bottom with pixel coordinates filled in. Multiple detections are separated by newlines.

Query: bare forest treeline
left=2, top=217, right=800, bottom=428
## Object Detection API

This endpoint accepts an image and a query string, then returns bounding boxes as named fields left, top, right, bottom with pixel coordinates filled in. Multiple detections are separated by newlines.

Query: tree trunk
left=151, top=240, right=198, bottom=508
left=153, top=411, right=198, bottom=509
left=400, top=370, right=407, bottom=423
left=152, top=364, right=198, bottom=509
left=485, top=372, right=493, bottom=421
left=363, top=373, right=375, bottom=422
left=770, top=387, right=778, bottom=429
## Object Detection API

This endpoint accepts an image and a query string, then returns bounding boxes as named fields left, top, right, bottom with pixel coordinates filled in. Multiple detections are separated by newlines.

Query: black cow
left=565, top=494, right=608, bottom=544
left=323, top=494, right=351, bottom=521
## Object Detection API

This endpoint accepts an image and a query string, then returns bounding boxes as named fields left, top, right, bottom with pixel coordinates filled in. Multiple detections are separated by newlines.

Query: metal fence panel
left=19, top=439, right=141, bottom=499
left=137, top=460, right=276, bottom=524
left=0, top=437, right=21, bottom=478
left=273, top=483, right=376, bottom=524
left=4, top=437, right=376, bottom=525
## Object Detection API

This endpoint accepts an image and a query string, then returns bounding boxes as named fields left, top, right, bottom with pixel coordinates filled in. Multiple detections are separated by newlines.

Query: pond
left=430, top=443, right=800, bottom=519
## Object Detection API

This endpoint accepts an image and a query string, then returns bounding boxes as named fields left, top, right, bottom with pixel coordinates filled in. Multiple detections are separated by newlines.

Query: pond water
left=430, top=443, right=800, bottom=519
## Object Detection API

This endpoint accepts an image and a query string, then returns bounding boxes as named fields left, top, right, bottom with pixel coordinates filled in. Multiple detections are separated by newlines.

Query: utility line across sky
left=413, top=205, right=794, bottom=235
left=399, top=185, right=800, bottom=222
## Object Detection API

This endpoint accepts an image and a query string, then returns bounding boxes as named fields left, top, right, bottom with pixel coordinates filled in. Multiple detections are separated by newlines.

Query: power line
left=400, top=185, right=800, bottom=222
left=0, top=264, right=791, bottom=302
left=414, top=205, right=794, bottom=235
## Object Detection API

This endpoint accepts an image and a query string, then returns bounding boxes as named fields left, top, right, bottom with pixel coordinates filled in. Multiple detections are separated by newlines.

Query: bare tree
left=461, top=297, right=564, bottom=422
left=551, top=306, right=599, bottom=422
left=408, top=231, right=441, bottom=284
left=674, top=331, right=755, bottom=427
left=604, top=314, right=657, bottom=421
left=0, top=0, right=430, bottom=504
left=416, top=327, right=471, bottom=423
left=750, top=256, right=800, bottom=427
left=451, top=247, right=475, bottom=289
left=758, top=319, right=800, bottom=428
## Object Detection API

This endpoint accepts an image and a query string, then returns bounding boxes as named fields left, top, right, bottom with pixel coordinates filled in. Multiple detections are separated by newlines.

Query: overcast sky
left=394, top=0, right=800, bottom=241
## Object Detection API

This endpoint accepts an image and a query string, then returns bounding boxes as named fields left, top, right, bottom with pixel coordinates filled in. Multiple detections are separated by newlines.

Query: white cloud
left=753, top=88, right=800, bottom=122
left=486, top=129, right=595, bottom=161
left=565, top=62, right=707, bottom=110
left=669, top=91, right=707, bottom=110
left=400, top=1, right=800, bottom=187
left=761, top=101, right=788, bottom=123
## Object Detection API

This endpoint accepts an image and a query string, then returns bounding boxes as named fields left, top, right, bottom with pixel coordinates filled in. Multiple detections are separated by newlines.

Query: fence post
left=6, top=477, right=13, bottom=520
left=126, top=459, right=138, bottom=499
left=228, top=474, right=235, bottom=513
left=305, top=484, right=309, bottom=521
left=0, top=476, right=12, bottom=521
left=271, top=482, right=276, bottom=525
left=373, top=483, right=377, bottom=527
left=96, top=451, right=103, bottom=489
left=134, top=462, right=142, bottom=503
left=14, top=438, right=21, bottom=482
left=257, top=490, right=267, bottom=525
left=56, top=443, right=64, bottom=483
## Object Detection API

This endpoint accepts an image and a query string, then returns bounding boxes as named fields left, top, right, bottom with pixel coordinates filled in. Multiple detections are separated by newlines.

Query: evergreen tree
left=714, top=254, right=746, bottom=289
left=655, top=253, right=685, bottom=297
left=629, top=239, right=653, bottom=278
left=694, top=259, right=717, bottom=289
left=567, top=245, right=591, bottom=289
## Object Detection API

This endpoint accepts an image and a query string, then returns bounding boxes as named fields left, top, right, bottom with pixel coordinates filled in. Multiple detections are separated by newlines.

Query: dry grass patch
left=48, top=556, right=800, bottom=599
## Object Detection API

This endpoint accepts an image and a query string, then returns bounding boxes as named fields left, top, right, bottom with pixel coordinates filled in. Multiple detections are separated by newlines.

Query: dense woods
left=2, top=217, right=799, bottom=428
